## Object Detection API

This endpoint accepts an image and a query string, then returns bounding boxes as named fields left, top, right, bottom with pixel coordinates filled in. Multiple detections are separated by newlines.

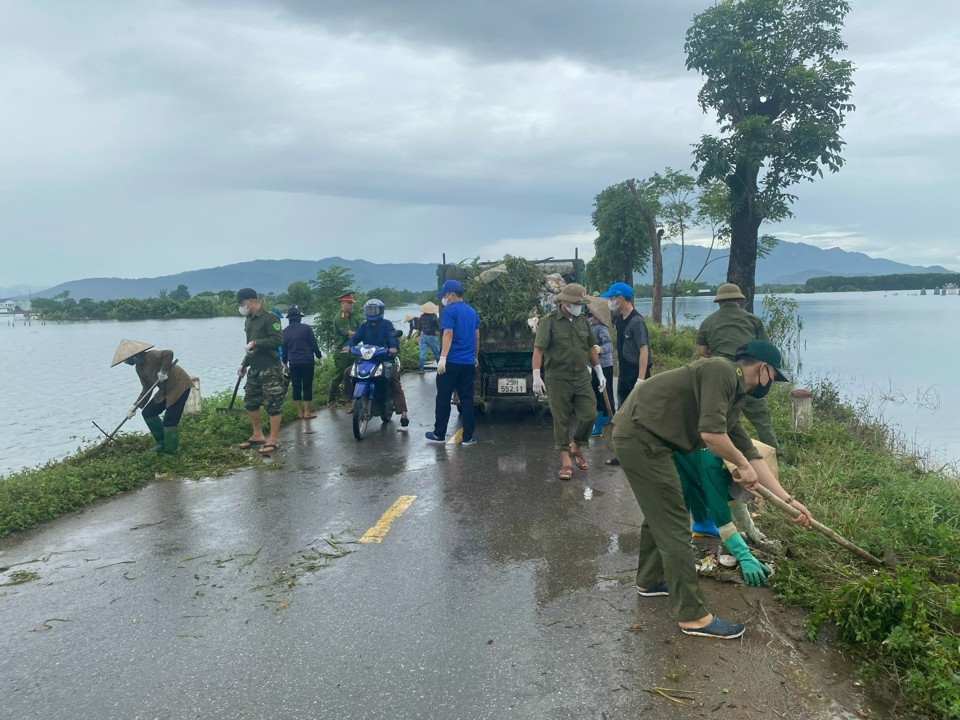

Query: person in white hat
left=111, top=339, right=194, bottom=455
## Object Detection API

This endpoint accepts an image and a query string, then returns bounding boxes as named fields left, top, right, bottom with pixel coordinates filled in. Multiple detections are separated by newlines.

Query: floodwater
left=1, top=293, right=958, bottom=476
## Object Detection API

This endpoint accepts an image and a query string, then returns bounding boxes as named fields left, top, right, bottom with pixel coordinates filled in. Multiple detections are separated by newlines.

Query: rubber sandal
left=238, top=439, right=266, bottom=449
left=259, top=443, right=279, bottom=454
left=558, top=465, right=574, bottom=481
left=680, top=616, right=745, bottom=639
left=635, top=582, right=669, bottom=597
left=303, top=413, right=317, bottom=419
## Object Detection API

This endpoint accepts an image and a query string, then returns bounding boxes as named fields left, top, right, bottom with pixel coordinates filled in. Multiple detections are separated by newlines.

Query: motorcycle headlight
left=360, top=346, right=376, bottom=360
left=373, top=364, right=384, bottom=377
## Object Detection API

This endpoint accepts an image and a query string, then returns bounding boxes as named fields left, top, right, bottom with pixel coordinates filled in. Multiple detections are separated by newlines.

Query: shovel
left=217, top=368, right=246, bottom=415
left=96, top=359, right=178, bottom=449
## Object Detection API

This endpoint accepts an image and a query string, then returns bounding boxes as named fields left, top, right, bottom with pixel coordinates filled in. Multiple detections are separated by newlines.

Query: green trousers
left=741, top=394, right=779, bottom=453
left=674, top=449, right=733, bottom=527
left=329, top=352, right=354, bottom=402
left=546, top=375, right=597, bottom=450
left=613, top=428, right=709, bottom=622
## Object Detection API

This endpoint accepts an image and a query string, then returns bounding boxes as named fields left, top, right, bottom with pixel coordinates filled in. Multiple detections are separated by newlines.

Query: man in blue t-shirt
left=426, top=279, right=480, bottom=445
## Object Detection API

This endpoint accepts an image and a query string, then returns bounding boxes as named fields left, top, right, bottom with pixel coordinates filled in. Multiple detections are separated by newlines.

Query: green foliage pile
left=460, top=256, right=545, bottom=336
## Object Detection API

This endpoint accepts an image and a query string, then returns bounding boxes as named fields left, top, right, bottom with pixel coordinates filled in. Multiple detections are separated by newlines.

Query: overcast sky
left=2, top=0, right=958, bottom=289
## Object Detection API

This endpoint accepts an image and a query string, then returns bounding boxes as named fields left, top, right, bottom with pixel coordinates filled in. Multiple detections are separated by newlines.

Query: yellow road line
left=358, top=495, right=417, bottom=544
left=448, top=427, right=463, bottom=445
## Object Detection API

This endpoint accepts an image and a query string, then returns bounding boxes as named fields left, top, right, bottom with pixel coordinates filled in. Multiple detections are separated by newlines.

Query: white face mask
left=238, top=304, right=251, bottom=317
left=441, top=296, right=450, bottom=307
left=565, top=303, right=583, bottom=317
left=607, top=299, right=619, bottom=312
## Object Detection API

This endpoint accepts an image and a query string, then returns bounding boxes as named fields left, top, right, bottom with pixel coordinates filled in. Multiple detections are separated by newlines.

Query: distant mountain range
left=16, top=243, right=954, bottom=301
left=639, top=242, right=953, bottom=286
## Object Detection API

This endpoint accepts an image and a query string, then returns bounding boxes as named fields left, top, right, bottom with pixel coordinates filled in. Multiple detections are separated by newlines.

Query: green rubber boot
left=162, top=426, right=180, bottom=456
left=144, top=415, right=165, bottom=451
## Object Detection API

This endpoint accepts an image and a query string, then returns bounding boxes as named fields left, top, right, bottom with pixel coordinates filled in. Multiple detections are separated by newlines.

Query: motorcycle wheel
left=352, top=396, right=372, bottom=440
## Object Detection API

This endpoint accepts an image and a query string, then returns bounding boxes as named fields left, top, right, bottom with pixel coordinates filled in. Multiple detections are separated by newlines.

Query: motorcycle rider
left=342, top=299, right=410, bottom=428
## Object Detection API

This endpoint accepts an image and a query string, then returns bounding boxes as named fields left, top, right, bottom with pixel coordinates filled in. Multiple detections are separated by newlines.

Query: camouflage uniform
left=242, top=307, right=287, bottom=415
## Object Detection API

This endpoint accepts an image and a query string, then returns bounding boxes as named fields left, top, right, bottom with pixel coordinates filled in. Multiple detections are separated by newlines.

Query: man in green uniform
left=697, top=283, right=781, bottom=455
left=532, top=283, right=605, bottom=480
left=329, top=293, right=359, bottom=405
left=236, top=288, right=287, bottom=454
left=612, top=339, right=813, bottom=639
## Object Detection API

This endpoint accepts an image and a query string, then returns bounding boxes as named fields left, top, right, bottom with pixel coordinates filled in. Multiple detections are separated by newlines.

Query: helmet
left=363, top=298, right=385, bottom=322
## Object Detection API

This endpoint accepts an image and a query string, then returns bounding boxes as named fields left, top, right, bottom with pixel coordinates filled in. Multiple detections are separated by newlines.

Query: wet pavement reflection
left=0, top=373, right=888, bottom=719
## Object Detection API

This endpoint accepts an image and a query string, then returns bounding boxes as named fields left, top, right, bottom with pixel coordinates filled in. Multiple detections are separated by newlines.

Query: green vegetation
left=805, top=272, right=960, bottom=293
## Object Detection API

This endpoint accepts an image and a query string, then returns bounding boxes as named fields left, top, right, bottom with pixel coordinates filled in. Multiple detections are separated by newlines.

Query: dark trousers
left=591, top=365, right=615, bottom=414
left=433, top=362, right=475, bottom=440
left=288, top=363, right=315, bottom=401
left=142, top=389, right=190, bottom=427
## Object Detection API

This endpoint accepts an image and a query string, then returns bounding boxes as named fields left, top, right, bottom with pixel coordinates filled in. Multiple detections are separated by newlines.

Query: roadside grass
left=3, top=326, right=957, bottom=717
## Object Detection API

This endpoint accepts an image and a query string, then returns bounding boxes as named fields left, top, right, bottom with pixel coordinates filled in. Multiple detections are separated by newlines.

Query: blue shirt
left=440, top=300, right=480, bottom=364
left=347, top=320, right=400, bottom=351
left=282, top=321, right=323, bottom=365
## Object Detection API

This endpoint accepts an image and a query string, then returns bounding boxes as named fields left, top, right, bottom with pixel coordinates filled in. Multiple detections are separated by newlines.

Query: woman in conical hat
left=111, top=339, right=194, bottom=456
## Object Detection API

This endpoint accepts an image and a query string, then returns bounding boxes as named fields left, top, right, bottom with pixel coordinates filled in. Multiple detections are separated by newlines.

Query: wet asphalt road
left=0, top=374, right=879, bottom=720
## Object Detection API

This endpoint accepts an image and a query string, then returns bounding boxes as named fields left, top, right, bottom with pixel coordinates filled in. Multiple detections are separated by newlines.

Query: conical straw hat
left=420, top=301, right=439, bottom=314
left=584, top=295, right=612, bottom=327
left=111, top=339, right=154, bottom=367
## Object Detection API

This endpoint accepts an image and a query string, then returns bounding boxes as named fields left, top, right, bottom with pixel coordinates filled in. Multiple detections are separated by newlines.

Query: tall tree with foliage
left=685, top=0, right=855, bottom=311
left=285, top=281, right=313, bottom=313
left=310, top=265, right=356, bottom=350
left=649, top=168, right=697, bottom=328
left=625, top=178, right=664, bottom=325
left=588, top=181, right=651, bottom=292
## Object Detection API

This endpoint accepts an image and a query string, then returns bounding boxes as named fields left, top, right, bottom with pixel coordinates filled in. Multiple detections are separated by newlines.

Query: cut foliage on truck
left=437, top=255, right=586, bottom=410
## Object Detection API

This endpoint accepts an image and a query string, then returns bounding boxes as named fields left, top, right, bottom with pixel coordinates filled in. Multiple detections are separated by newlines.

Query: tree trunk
left=726, top=163, right=763, bottom=312
left=626, top=180, right=662, bottom=325
left=622, top=257, right=634, bottom=288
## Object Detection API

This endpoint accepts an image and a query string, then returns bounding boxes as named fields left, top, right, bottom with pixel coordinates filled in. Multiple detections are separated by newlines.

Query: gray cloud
left=1, top=0, right=958, bottom=288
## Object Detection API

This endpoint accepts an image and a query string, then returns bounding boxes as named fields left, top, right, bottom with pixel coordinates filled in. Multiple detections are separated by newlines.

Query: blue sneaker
left=636, top=582, right=669, bottom=597
left=425, top=432, right=445, bottom=443
left=680, top=616, right=745, bottom=639
left=461, top=436, right=478, bottom=446
left=590, top=422, right=603, bottom=436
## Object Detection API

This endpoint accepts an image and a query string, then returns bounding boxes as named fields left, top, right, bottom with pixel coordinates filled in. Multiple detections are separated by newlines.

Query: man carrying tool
left=111, top=339, right=194, bottom=456
left=697, top=283, right=781, bottom=456
left=611, top=339, right=813, bottom=639
left=329, top=293, right=359, bottom=405
left=236, top=288, right=287, bottom=454
left=531, top=283, right=605, bottom=480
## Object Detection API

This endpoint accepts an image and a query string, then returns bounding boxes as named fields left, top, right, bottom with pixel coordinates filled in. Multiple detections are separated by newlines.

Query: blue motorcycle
left=349, top=343, right=397, bottom=440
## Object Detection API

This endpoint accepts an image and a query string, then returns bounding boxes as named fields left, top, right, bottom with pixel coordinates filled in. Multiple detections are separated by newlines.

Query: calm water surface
left=1, top=294, right=957, bottom=475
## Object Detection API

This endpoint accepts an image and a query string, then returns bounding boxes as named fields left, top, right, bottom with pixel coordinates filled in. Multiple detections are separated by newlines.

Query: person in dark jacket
left=282, top=306, right=322, bottom=419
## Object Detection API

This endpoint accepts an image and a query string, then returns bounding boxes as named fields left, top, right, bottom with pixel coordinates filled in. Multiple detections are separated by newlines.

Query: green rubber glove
left=723, top=532, right=772, bottom=587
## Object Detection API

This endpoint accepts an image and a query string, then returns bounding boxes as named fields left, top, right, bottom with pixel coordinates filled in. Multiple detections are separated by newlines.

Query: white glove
left=125, top=406, right=137, bottom=420
left=156, top=370, right=168, bottom=382
left=532, top=369, right=546, bottom=397
left=281, top=364, right=289, bottom=377
left=437, top=356, right=448, bottom=374
left=593, top=364, right=606, bottom=394
left=237, top=366, right=247, bottom=377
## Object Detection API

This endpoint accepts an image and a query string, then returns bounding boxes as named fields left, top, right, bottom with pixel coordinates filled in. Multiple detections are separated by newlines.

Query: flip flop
left=238, top=439, right=266, bottom=449
left=605, top=457, right=620, bottom=466
left=259, top=443, right=279, bottom=454
left=303, top=413, right=317, bottom=419
left=558, top=465, right=574, bottom=481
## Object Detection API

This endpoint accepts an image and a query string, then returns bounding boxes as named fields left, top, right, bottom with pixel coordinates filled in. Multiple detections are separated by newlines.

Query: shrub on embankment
left=3, top=328, right=957, bottom=718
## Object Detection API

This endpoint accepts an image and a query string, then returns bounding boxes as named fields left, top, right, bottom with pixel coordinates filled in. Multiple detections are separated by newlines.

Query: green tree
left=310, top=265, right=356, bottom=350
left=649, top=168, right=697, bottom=328
left=285, top=281, right=313, bottom=313
left=170, top=284, right=191, bottom=301
left=625, top=178, right=664, bottom=325
left=685, top=0, right=855, bottom=311
left=588, top=181, right=651, bottom=292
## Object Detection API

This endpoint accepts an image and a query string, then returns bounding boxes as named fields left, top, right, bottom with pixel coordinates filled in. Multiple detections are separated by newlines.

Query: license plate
left=497, top=378, right=527, bottom=394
